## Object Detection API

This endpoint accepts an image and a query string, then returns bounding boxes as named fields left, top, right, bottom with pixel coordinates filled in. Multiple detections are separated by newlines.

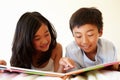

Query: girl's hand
left=0, top=60, right=7, bottom=65
left=0, top=60, right=7, bottom=73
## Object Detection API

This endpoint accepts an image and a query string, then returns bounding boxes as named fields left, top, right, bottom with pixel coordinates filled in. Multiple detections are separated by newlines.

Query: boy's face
left=72, top=24, right=102, bottom=54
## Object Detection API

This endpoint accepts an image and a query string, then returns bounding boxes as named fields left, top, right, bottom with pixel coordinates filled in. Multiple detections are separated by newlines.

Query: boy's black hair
left=69, top=7, right=103, bottom=32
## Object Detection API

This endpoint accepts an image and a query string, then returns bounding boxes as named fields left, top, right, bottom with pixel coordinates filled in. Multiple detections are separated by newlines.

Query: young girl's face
left=33, top=24, right=51, bottom=52
left=73, top=24, right=102, bottom=54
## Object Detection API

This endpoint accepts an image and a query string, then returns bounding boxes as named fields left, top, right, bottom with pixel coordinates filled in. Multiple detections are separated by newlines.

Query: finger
left=63, top=58, right=75, bottom=68
left=0, top=60, right=7, bottom=65
left=59, top=58, right=68, bottom=66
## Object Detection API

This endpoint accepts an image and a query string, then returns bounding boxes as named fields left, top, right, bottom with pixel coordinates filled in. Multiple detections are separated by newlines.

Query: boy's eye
left=76, top=36, right=81, bottom=38
left=88, top=34, right=94, bottom=37
left=87, top=32, right=94, bottom=36
left=74, top=33, right=82, bottom=38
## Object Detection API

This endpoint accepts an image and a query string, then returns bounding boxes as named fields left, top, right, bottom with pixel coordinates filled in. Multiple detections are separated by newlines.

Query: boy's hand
left=59, top=57, right=75, bottom=71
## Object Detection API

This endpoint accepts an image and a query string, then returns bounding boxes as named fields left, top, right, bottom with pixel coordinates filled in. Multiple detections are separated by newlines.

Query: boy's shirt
left=65, top=38, right=117, bottom=72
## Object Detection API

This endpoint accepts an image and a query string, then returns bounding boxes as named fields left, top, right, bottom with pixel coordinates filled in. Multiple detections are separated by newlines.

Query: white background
left=0, top=0, right=120, bottom=65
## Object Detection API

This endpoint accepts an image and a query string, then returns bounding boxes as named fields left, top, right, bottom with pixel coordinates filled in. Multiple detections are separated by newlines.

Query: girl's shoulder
left=53, top=42, right=62, bottom=53
left=55, top=43, right=62, bottom=49
left=51, top=42, right=62, bottom=58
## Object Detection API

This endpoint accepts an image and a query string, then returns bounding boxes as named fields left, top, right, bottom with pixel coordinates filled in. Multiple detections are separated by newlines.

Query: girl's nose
left=41, top=38, right=48, bottom=44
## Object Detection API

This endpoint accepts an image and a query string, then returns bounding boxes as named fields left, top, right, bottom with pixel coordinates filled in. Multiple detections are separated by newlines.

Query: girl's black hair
left=10, top=12, right=57, bottom=69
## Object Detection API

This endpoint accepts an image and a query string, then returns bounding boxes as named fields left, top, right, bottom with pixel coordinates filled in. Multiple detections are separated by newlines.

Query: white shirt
left=31, top=58, right=54, bottom=72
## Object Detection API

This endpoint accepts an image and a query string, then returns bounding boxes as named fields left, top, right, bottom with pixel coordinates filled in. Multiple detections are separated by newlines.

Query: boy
left=60, top=7, right=118, bottom=71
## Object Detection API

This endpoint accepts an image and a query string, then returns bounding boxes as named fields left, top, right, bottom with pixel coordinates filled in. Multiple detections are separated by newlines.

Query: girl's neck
left=32, top=52, right=42, bottom=66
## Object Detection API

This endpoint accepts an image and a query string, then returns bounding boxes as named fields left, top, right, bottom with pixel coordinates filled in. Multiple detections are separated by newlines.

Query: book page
left=0, top=61, right=119, bottom=77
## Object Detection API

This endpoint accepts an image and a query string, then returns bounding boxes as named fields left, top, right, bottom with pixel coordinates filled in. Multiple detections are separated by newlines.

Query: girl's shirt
left=65, top=38, right=117, bottom=71
left=31, top=58, right=54, bottom=72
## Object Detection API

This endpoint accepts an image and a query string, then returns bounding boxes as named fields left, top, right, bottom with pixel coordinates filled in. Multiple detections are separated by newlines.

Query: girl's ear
left=99, top=28, right=103, bottom=37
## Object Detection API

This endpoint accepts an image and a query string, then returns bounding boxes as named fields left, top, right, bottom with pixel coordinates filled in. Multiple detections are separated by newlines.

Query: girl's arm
left=51, top=43, right=63, bottom=72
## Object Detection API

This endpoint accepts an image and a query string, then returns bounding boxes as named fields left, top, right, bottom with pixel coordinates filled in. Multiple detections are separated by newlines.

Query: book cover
left=0, top=61, right=119, bottom=78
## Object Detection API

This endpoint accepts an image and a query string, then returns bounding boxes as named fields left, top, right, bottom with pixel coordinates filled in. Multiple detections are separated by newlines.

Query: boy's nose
left=82, top=36, right=89, bottom=44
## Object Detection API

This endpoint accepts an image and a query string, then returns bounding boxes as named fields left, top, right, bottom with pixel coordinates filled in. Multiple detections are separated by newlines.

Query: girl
left=10, top=12, right=62, bottom=72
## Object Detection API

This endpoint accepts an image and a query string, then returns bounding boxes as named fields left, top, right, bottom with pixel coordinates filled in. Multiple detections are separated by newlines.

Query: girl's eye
left=34, top=37, right=41, bottom=41
left=45, top=33, right=50, bottom=37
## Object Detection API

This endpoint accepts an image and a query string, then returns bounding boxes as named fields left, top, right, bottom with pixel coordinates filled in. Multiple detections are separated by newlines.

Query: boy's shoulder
left=66, top=41, right=77, bottom=48
left=98, top=38, right=115, bottom=46
left=98, top=38, right=116, bottom=52
left=66, top=41, right=80, bottom=52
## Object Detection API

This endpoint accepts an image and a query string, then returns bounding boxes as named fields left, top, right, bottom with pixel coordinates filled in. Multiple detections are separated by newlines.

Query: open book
left=0, top=61, right=119, bottom=78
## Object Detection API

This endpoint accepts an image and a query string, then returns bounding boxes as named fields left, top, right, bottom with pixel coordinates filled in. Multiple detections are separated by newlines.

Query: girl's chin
left=41, top=47, right=49, bottom=52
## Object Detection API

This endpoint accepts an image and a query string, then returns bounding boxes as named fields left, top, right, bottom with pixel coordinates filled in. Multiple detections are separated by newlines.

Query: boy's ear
left=99, top=28, right=103, bottom=37
left=72, top=31, right=74, bottom=37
